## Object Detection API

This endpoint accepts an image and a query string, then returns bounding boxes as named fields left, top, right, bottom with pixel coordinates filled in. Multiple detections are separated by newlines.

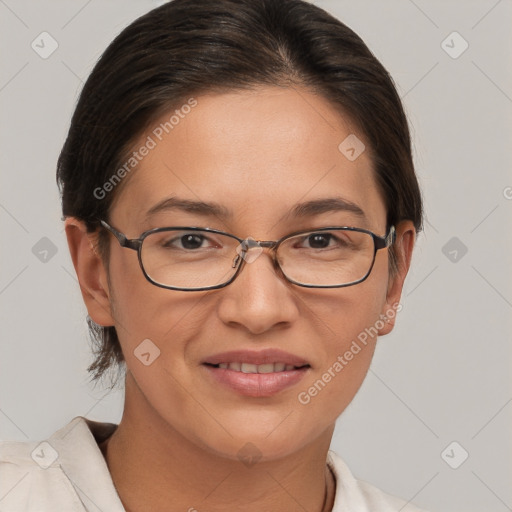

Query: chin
left=188, top=414, right=323, bottom=463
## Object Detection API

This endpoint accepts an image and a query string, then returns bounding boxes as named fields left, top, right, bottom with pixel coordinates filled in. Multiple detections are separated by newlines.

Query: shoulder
left=327, top=450, right=430, bottom=512
left=0, top=416, right=120, bottom=511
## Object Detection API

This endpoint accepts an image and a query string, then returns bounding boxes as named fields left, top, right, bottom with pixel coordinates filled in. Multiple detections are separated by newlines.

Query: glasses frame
left=100, top=220, right=396, bottom=291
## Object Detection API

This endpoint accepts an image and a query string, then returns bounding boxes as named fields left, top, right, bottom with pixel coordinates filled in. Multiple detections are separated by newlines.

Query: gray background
left=1, top=1, right=511, bottom=511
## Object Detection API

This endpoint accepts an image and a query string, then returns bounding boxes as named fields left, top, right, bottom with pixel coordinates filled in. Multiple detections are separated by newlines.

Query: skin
left=65, top=85, right=415, bottom=512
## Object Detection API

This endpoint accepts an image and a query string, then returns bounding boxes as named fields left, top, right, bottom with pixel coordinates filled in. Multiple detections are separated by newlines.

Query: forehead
left=110, top=86, right=386, bottom=235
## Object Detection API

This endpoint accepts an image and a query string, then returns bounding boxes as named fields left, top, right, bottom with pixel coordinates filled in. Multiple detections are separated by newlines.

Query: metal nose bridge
left=246, top=239, right=278, bottom=249
left=231, top=238, right=280, bottom=268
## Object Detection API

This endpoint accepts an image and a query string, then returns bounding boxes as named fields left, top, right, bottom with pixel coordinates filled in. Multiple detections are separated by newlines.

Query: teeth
left=241, top=363, right=258, bottom=373
left=257, top=363, right=275, bottom=374
left=215, top=362, right=304, bottom=373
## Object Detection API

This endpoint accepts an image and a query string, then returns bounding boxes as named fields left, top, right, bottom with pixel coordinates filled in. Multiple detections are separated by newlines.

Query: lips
left=202, top=349, right=310, bottom=368
left=215, top=362, right=300, bottom=373
left=202, top=349, right=311, bottom=397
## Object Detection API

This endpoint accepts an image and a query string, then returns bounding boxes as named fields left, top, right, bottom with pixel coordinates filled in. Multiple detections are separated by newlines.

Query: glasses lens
left=141, top=230, right=240, bottom=289
left=277, top=229, right=375, bottom=286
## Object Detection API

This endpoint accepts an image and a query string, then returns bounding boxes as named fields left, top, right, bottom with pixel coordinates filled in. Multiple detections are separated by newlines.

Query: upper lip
left=202, top=349, right=310, bottom=367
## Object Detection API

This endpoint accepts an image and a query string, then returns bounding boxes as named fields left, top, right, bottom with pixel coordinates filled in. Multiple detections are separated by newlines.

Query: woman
left=0, top=0, right=427, bottom=510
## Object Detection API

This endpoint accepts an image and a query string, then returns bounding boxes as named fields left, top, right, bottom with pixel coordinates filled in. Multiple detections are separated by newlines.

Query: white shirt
left=0, top=417, right=427, bottom=511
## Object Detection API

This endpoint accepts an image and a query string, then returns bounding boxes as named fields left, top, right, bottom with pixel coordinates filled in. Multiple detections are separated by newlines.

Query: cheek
left=106, top=252, right=182, bottom=368
left=108, top=256, right=154, bottom=332
left=296, top=340, right=376, bottom=428
left=295, top=273, right=388, bottom=415
left=108, top=254, right=214, bottom=376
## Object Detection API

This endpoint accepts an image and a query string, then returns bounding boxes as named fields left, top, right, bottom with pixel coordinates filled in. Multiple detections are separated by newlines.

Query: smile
left=207, top=362, right=308, bottom=373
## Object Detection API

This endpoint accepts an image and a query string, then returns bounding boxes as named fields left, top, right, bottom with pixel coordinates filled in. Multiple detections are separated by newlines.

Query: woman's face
left=84, top=86, right=412, bottom=461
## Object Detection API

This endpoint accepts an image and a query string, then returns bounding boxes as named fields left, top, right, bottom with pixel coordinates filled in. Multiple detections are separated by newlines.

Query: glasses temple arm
left=100, top=220, right=140, bottom=250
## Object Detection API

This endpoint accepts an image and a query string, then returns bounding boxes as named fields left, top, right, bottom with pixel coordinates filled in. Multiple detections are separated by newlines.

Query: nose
left=216, top=245, right=300, bottom=336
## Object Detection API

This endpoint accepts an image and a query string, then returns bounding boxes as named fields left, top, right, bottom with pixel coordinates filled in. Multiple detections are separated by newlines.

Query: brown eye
left=175, top=234, right=205, bottom=250
left=306, top=233, right=333, bottom=249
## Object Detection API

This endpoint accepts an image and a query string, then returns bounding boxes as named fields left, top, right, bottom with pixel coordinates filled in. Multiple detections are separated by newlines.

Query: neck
left=100, top=373, right=336, bottom=512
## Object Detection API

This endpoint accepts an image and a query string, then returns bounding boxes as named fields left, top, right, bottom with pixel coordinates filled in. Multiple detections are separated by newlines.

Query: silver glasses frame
left=100, top=220, right=396, bottom=291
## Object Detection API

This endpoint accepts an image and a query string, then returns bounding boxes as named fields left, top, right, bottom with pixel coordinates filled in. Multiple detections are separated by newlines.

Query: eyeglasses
left=100, top=220, right=396, bottom=291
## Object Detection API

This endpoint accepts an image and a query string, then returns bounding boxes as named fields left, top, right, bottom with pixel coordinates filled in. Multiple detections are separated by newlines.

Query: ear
left=64, top=217, right=115, bottom=327
left=377, top=220, right=416, bottom=336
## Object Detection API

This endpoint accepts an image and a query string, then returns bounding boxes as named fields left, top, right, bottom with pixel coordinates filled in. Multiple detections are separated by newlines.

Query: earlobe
left=377, top=220, right=416, bottom=336
left=64, top=217, right=115, bottom=327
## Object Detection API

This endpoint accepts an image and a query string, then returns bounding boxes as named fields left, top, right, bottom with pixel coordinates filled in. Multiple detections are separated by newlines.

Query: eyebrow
left=286, top=197, right=366, bottom=221
left=145, top=195, right=367, bottom=223
left=145, top=197, right=231, bottom=221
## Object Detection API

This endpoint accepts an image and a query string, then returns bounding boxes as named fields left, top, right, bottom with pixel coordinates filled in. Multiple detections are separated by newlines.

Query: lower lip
left=202, top=365, right=309, bottom=397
